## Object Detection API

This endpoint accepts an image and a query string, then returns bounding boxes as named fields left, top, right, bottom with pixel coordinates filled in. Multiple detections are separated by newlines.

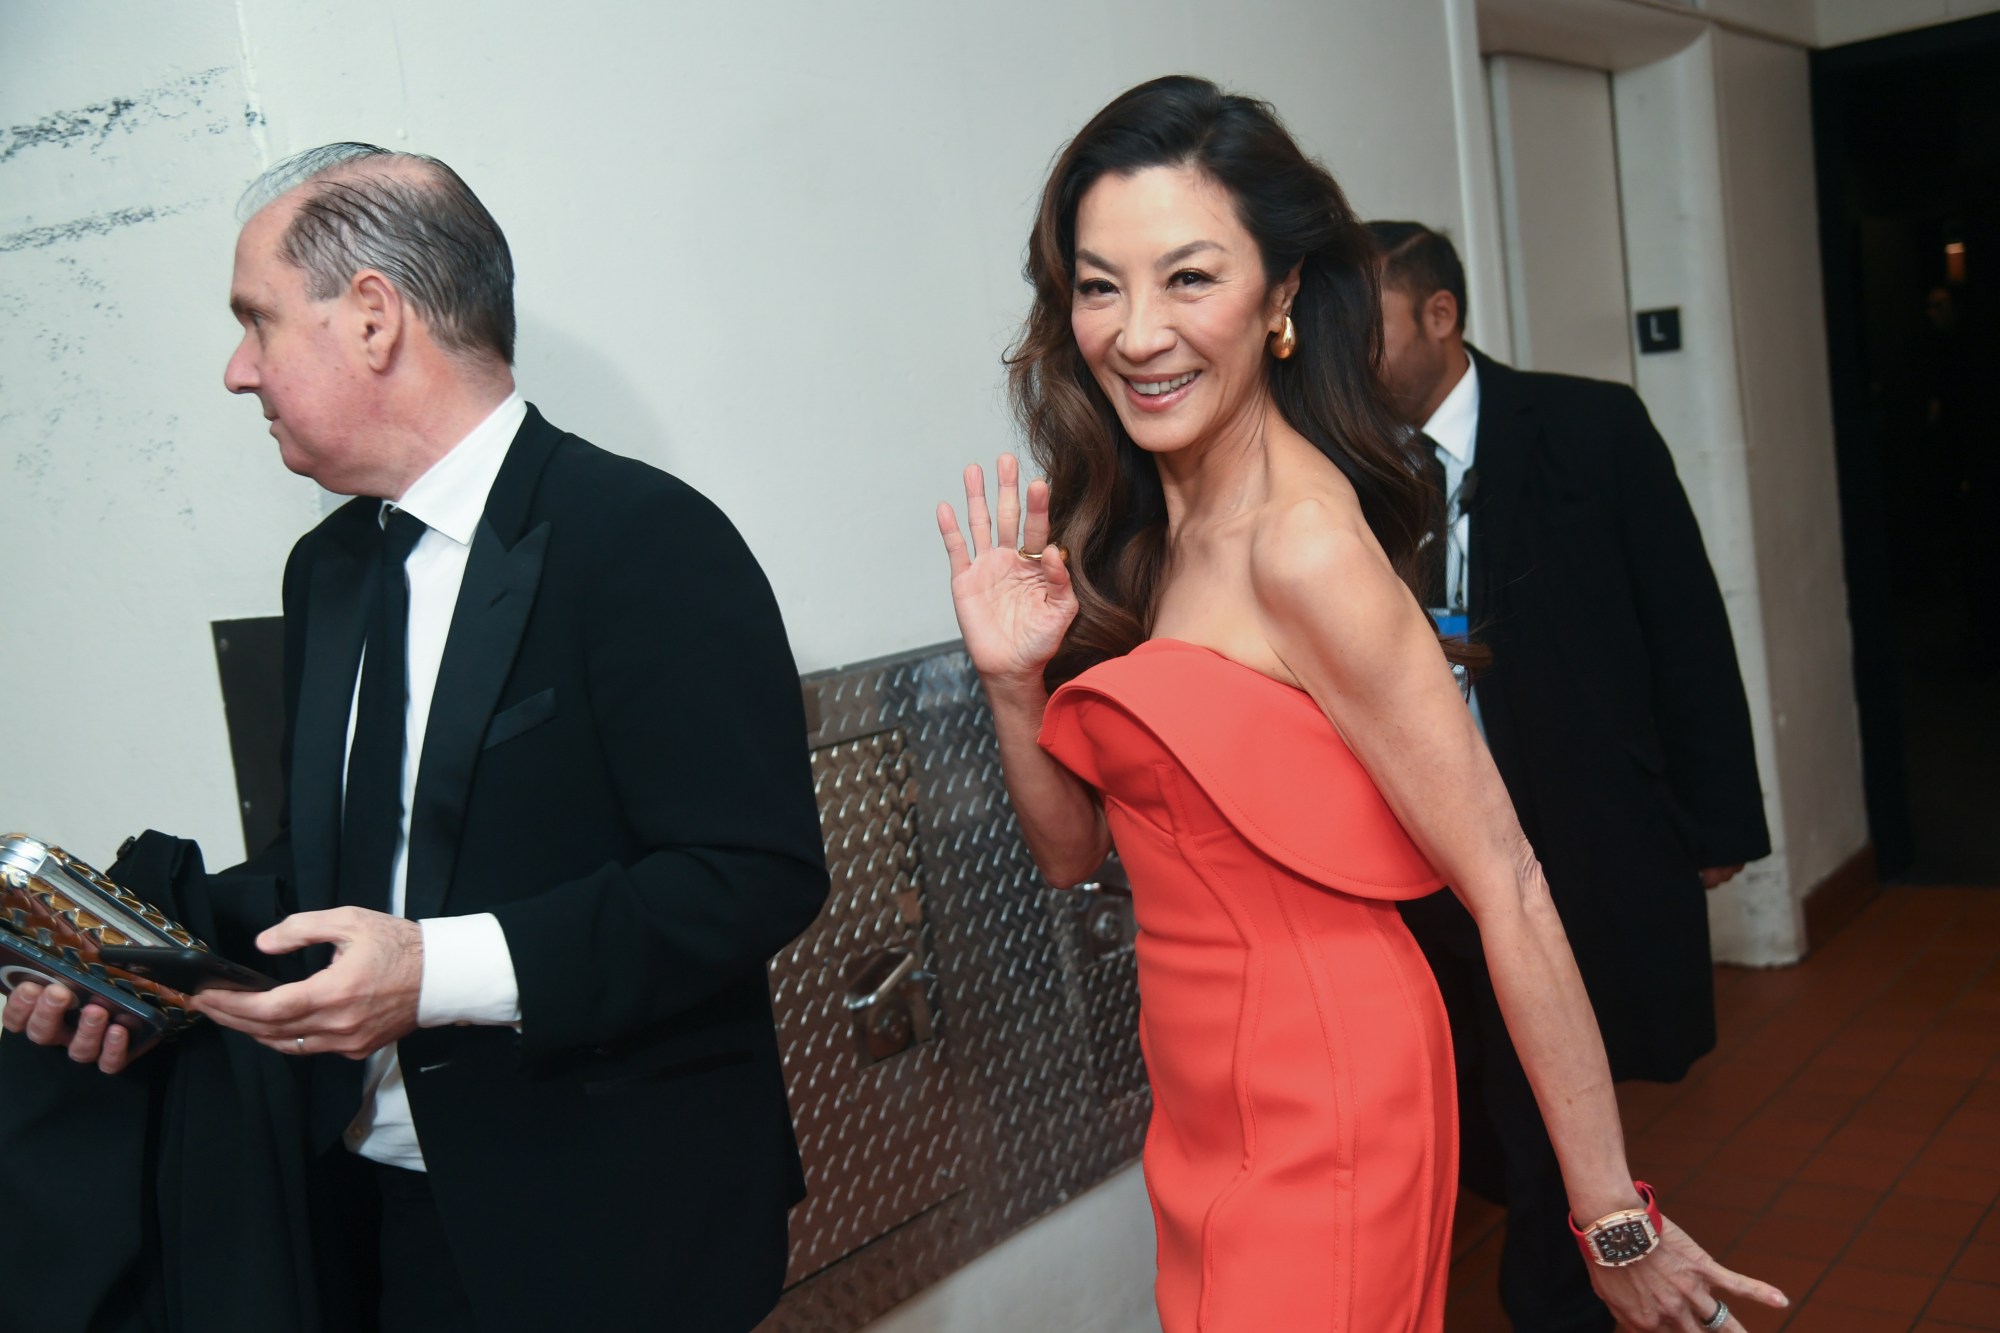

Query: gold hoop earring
left=1271, top=315, right=1297, bottom=360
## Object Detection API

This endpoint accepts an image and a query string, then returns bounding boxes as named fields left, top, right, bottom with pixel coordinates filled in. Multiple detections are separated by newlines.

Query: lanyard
left=1442, top=469, right=1474, bottom=614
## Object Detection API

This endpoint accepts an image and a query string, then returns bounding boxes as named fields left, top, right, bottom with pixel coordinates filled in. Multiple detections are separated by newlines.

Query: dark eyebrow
left=229, top=295, right=259, bottom=321
left=1157, top=240, right=1222, bottom=269
left=1074, top=240, right=1224, bottom=276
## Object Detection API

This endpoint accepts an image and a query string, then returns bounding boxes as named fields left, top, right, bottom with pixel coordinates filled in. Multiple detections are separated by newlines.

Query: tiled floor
left=1444, top=886, right=2000, bottom=1332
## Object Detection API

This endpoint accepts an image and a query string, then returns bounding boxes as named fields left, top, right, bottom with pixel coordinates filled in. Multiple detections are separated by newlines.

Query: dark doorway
left=1814, top=14, right=2000, bottom=885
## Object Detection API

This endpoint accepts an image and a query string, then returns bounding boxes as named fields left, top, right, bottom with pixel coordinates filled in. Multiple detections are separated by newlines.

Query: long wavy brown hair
left=1008, top=75, right=1470, bottom=688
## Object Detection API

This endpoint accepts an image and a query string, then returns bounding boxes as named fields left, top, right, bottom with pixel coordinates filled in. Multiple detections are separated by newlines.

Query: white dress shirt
left=1422, top=356, right=1480, bottom=614
left=342, top=391, right=529, bottom=1171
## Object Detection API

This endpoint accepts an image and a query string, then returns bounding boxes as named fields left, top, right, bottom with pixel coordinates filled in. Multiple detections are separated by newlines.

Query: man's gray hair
left=239, top=143, right=515, bottom=364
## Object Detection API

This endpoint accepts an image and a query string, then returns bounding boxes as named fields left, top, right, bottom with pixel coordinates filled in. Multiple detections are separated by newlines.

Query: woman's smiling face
left=1070, top=164, right=1296, bottom=458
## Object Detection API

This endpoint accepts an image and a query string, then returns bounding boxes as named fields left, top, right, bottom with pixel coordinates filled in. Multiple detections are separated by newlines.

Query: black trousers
left=312, top=1148, right=481, bottom=1333
left=1400, top=891, right=1616, bottom=1333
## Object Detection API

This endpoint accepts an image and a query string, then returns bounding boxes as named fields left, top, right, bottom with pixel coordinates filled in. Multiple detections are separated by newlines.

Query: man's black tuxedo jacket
left=1407, top=350, right=1770, bottom=1084
left=263, top=406, right=830, bottom=1329
left=0, top=407, right=831, bottom=1333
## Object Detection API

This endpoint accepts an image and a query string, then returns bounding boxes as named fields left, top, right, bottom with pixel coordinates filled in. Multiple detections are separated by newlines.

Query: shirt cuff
left=417, top=913, right=523, bottom=1027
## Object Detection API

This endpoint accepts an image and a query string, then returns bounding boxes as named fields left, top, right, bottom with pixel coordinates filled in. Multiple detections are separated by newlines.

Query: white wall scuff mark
left=233, top=0, right=270, bottom=168
left=0, top=68, right=236, bottom=168
left=0, top=204, right=192, bottom=253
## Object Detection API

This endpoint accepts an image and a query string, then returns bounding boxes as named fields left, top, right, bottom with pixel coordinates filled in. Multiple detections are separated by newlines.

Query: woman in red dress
left=937, top=76, right=1787, bottom=1332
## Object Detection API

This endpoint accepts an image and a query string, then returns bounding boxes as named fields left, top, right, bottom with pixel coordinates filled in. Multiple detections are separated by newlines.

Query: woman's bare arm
left=938, top=455, right=1110, bottom=885
left=979, top=673, right=1111, bottom=886
left=1250, top=498, right=1785, bottom=1328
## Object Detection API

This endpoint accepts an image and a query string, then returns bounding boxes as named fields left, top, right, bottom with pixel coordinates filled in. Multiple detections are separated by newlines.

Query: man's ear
left=350, top=270, right=404, bottom=373
left=1422, top=288, right=1461, bottom=342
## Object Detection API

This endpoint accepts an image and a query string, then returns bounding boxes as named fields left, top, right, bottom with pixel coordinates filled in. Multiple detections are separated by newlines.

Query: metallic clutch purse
left=0, top=834, right=202, bottom=1052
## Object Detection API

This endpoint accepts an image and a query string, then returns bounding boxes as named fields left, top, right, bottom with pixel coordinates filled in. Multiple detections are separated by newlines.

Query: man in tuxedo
left=1368, top=222, right=1770, bottom=1332
left=4, top=144, right=829, bottom=1332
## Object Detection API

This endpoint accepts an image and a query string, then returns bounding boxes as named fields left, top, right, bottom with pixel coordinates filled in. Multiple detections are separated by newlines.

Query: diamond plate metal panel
left=777, top=728, right=960, bottom=1282
left=759, top=644, right=1150, bottom=1333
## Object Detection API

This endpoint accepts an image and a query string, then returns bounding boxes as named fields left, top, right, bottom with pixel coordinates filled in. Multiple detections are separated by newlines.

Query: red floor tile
left=1797, top=1150, right=1910, bottom=1193
left=1736, top=1115, right=1839, bottom=1152
left=1849, top=1095, right=1960, bottom=1136
left=1719, top=1246, right=1828, bottom=1304
left=1670, top=1200, right=1762, bottom=1253
left=1733, top=1212, right=1859, bottom=1264
left=1824, top=1124, right=1932, bottom=1163
left=1898, top=1159, right=2000, bottom=1205
left=1784, top=1301, right=1926, bottom=1331
left=1712, top=1137, right=1822, bottom=1181
left=1924, top=1278, right=2000, bottom=1327
left=1869, top=1193, right=1986, bottom=1242
left=1843, top=1221, right=1959, bottom=1277
left=1814, top=1262, right=1948, bottom=1317
left=1769, top=1180, right=1881, bottom=1227
left=1683, top=1162, right=1793, bottom=1213
left=1952, top=1242, right=2000, bottom=1285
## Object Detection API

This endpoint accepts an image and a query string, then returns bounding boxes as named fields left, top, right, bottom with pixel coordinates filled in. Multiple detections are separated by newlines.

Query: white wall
left=1612, top=34, right=1801, bottom=962
left=1710, top=28, right=1869, bottom=913
left=1447, top=0, right=1518, bottom=360
left=1486, top=53, right=1635, bottom=383
left=1, top=1, right=1473, bottom=1325
left=865, top=1167, right=1159, bottom=1333
left=1612, top=24, right=1869, bottom=964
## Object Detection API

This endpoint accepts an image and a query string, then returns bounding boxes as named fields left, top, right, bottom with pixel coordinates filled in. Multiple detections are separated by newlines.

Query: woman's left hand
left=1587, top=1215, right=1787, bottom=1330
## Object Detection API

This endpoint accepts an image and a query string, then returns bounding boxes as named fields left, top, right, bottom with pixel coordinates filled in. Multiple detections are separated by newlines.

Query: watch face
left=1593, top=1219, right=1657, bottom=1264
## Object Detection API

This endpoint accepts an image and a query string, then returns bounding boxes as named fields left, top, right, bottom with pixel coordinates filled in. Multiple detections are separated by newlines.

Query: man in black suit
left=4, top=144, right=829, bottom=1332
left=1368, top=222, right=1771, bottom=1333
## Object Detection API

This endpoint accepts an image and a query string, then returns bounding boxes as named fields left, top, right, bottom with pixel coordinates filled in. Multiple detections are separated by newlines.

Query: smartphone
left=1, top=931, right=172, bottom=1054
left=98, top=945, right=279, bottom=993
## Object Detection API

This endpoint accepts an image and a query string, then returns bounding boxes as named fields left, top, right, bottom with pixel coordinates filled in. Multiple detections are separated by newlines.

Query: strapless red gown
left=1040, top=640, right=1457, bottom=1332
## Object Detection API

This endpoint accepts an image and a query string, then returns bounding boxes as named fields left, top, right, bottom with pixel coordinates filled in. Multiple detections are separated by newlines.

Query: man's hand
left=0, top=981, right=137, bottom=1073
left=1700, top=865, right=1745, bottom=890
left=194, top=907, right=423, bottom=1060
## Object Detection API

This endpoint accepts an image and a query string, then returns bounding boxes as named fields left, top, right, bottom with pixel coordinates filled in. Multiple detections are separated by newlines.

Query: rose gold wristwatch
left=1568, top=1181, right=1663, bottom=1267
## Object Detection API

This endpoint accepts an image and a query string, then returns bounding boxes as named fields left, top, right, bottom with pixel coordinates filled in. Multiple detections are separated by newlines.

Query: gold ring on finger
left=1018, top=545, right=1068, bottom=563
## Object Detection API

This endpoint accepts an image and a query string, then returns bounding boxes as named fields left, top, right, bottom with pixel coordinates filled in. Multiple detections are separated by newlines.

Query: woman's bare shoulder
left=1250, top=456, right=1390, bottom=591
left=1249, top=474, right=1409, bottom=666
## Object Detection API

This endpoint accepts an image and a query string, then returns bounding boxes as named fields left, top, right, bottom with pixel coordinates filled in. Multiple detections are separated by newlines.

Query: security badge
left=1429, top=610, right=1469, bottom=641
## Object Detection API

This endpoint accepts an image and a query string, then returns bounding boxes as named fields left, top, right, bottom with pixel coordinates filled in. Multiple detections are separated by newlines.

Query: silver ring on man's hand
left=1701, top=1300, right=1729, bottom=1331
left=295, top=1036, right=306, bottom=1056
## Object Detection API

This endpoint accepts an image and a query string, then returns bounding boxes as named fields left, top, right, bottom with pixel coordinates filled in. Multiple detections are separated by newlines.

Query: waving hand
left=937, top=453, right=1077, bottom=682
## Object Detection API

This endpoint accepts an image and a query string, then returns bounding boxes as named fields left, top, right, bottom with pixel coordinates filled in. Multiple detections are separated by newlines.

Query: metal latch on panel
left=1075, top=852, right=1136, bottom=960
left=844, top=945, right=935, bottom=1064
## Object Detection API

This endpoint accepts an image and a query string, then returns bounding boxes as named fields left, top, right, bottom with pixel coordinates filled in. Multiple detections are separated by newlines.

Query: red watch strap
left=1567, top=1181, right=1662, bottom=1244
left=1638, top=1180, right=1661, bottom=1230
